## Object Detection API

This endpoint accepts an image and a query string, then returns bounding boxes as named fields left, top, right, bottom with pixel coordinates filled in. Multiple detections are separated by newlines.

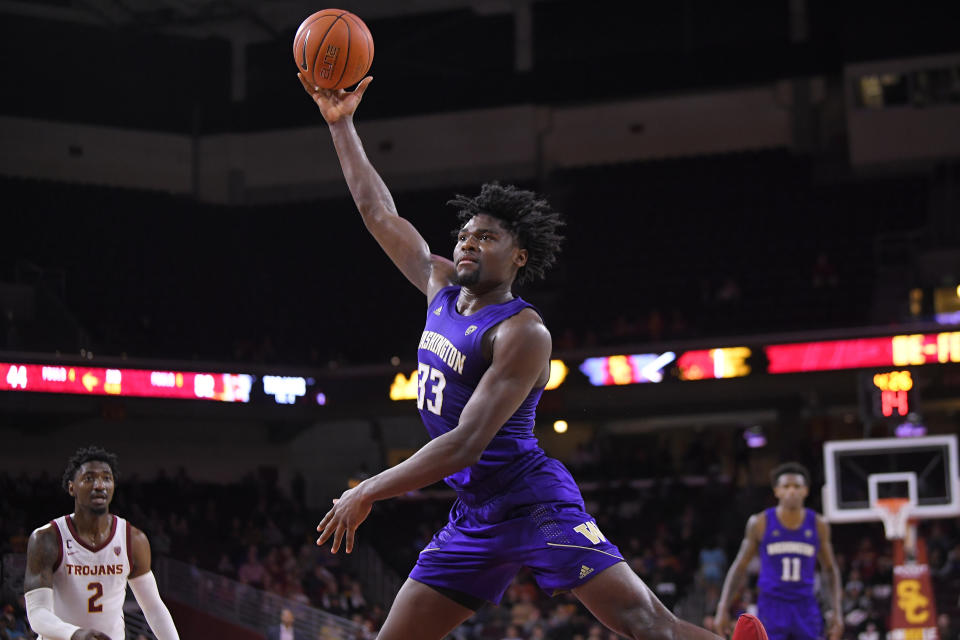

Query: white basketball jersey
left=45, top=514, right=131, bottom=640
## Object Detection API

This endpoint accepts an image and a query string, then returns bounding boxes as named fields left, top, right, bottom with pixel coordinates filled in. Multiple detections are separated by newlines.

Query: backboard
left=822, top=434, right=960, bottom=525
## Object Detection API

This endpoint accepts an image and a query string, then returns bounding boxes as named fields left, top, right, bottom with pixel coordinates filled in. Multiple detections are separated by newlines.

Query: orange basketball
left=293, top=9, right=374, bottom=91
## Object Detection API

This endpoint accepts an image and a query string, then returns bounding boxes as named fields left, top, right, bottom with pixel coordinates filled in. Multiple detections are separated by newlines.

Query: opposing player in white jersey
left=24, top=446, right=180, bottom=640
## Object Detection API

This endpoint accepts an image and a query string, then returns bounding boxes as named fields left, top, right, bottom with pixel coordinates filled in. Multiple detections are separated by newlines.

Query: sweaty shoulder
left=28, top=523, right=60, bottom=557
left=814, top=512, right=830, bottom=533
left=490, top=307, right=550, bottom=351
left=747, top=510, right=767, bottom=541
left=25, top=524, right=61, bottom=591
left=128, top=524, right=152, bottom=578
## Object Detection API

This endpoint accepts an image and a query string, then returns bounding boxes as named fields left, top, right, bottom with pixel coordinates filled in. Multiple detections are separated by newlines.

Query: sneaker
left=731, top=614, right=768, bottom=640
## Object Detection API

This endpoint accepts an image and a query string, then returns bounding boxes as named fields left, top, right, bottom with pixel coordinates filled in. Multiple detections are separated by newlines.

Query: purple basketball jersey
left=417, top=286, right=571, bottom=503
left=757, top=507, right=820, bottom=600
left=409, top=286, right=622, bottom=604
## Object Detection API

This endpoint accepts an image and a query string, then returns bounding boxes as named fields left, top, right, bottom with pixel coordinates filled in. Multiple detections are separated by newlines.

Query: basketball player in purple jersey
left=299, top=73, right=768, bottom=640
left=715, top=463, right=843, bottom=640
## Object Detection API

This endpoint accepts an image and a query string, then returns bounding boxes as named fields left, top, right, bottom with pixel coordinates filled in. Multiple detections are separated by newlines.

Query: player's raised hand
left=828, top=616, right=843, bottom=640
left=298, top=73, right=373, bottom=125
left=713, top=611, right=733, bottom=638
left=71, top=629, right=112, bottom=640
left=316, top=485, right=372, bottom=554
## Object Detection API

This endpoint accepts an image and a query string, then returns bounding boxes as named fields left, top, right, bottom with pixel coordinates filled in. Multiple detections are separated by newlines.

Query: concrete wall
left=1, top=83, right=797, bottom=204
left=845, top=53, right=960, bottom=166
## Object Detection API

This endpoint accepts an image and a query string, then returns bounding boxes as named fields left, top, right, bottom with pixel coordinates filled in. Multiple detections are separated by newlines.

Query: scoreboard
left=2, top=362, right=253, bottom=403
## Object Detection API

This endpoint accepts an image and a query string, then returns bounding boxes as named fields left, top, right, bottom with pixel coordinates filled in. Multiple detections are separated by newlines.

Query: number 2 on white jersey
left=417, top=364, right=446, bottom=416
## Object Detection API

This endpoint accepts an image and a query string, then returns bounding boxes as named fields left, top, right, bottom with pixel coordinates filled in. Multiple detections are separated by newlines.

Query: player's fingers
left=316, top=506, right=335, bottom=531
left=297, top=73, right=317, bottom=94
left=353, top=76, right=373, bottom=99
left=316, top=525, right=330, bottom=546
left=316, top=517, right=329, bottom=534
left=345, top=525, right=356, bottom=554
left=316, top=515, right=335, bottom=545
left=330, top=524, right=346, bottom=554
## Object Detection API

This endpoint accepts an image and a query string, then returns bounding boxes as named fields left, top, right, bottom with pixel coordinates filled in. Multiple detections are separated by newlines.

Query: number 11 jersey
left=757, top=507, right=820, bottom=600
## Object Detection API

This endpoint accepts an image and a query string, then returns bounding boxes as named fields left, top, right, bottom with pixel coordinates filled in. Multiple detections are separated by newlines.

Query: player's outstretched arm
left=317, top=310, right=550, bottom=554
left=128, top=526, right=180, bottom=640
left=298, top=74, right=454, bottom=297
left=714, top=513, right=763, bottom=637
left=816, top=516, right=844, bottom=640
left=24, top=526, right=109, bottom=640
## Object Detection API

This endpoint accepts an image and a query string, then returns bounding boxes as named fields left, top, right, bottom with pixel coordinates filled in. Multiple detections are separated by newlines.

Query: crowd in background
left=0, top=150, right=929, bottom=368
left=2, top=435, right=960, bottom=639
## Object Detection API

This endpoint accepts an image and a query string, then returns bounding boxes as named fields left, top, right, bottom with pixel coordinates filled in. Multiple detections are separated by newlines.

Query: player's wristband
left=25, top=587, right=82, bottom=640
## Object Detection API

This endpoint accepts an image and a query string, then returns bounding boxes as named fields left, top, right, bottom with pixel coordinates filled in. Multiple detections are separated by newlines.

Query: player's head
left=62, top=445, right=119, bottom=514
left=448, top=183, right=564, bottom=289
left=770, top=462, right=810, bottom=508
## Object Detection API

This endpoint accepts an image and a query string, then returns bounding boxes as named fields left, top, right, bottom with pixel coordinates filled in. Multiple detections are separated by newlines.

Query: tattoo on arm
left=24, top=528, right=58, bottom=592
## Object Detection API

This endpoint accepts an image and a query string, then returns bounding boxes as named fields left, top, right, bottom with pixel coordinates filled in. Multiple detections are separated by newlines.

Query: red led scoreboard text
left=2, top=362, right=253, bottom=403
left=765, top=332, right=960, bottom=374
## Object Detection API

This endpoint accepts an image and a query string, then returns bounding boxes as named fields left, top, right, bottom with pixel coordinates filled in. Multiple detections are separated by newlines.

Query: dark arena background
left=1, top=1, right=960, bottom=639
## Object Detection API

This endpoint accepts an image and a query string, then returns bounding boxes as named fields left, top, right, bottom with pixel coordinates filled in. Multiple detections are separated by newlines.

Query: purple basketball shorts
left=409, top=499, right=624, bottom=605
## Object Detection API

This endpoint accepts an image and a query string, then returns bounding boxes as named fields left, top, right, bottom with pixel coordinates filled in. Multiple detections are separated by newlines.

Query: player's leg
left=376, top=578, right=476, bottom=640
left=572, top=562, right=723, bottom=640
left=755, top=596, right=791, bottom=640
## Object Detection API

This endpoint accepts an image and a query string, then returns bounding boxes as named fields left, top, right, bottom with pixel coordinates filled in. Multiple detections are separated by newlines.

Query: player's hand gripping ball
left=293, top=9, right=374, bottom=90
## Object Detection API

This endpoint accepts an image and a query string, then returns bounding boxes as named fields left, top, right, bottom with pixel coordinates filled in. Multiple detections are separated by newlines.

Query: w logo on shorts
left=573, top=521, right=607, bottom=545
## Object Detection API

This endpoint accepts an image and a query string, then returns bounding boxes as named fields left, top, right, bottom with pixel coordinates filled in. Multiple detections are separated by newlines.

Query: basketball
left=293, top=9, right=374, bottom=91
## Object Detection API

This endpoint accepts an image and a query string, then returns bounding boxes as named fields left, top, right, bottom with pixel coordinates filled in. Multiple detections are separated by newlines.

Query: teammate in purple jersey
left=715, top=463, right=843, bottom=640
left=300, top=73, right=769, bottom=640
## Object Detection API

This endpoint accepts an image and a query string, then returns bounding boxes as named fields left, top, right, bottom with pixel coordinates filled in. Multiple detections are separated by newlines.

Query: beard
left=89, top=504, right=108, bottom=515
left=455, top=268, right=480, bottom=286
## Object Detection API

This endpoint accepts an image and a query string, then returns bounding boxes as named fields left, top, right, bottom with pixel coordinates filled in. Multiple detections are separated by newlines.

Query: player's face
left=453, top=214, right=527, bottom=288
left=773, top=473, right=808, bottom=508
left=69, top=461, right=115, bottom=515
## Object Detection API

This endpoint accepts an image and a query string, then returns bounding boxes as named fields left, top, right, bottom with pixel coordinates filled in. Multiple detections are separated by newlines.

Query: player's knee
left=620, top=605, right=678, bottom=640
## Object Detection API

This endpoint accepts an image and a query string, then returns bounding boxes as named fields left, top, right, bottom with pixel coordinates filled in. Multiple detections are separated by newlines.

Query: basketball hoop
left=874, top=497, right=911, bottom=540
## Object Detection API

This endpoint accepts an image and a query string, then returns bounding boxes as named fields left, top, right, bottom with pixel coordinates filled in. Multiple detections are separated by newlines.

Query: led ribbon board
left=765, top=332, right=960, bottom=374
left=1, top=362, right=253, bottom=403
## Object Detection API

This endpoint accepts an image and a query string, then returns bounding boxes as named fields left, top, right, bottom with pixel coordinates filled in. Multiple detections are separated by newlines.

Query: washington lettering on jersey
left=765, top=541, right=816, bottom=557
left=62, top=563, right=126, bottom=576
left=418, top=330, right=466, bottom=374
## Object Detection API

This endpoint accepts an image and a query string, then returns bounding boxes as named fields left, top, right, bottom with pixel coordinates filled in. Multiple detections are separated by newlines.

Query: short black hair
left=448, top=182, right=565, bottom=285
left=770, top=462, right=810, bottom=488
left=62, top=446, right=119, bottom=492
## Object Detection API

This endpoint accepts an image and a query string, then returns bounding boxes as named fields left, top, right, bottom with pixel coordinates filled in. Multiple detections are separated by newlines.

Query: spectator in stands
left=501, top=624, right=523, bottom=640
left=699, top=537, right=727, bottom=587
left=0, top=603, right=29, bottom=640
left=216, top=552, right=237, bottom=579
left=857, top=621, right=881, bottom=640
left=938, top=613, right=957, bottom=640
left=267, top=608, right=297, bottom=640
left=238, top=544, right=266, bottom=589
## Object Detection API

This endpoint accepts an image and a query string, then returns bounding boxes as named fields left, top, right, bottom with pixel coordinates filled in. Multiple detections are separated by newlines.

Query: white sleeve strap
left=129, top=571, right=180, bottom=640
left=25, top=587, right=81, bottom=640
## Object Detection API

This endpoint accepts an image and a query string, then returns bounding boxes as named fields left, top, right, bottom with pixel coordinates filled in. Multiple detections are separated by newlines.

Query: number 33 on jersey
left=417, top=363, right=446, bottom=416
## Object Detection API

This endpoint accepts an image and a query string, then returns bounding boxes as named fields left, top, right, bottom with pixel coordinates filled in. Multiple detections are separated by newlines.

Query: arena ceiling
left=0, top=0, right=542, bottom=40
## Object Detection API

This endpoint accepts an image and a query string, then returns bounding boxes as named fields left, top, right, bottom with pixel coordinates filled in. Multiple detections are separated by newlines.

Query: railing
left=342, top=543, right=402, bottom=610
left=154, top=557, right=364, bottom=639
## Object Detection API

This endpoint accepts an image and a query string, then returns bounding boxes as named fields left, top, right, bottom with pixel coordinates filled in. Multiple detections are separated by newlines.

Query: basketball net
left=875, top=497, right=916, bottom=556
